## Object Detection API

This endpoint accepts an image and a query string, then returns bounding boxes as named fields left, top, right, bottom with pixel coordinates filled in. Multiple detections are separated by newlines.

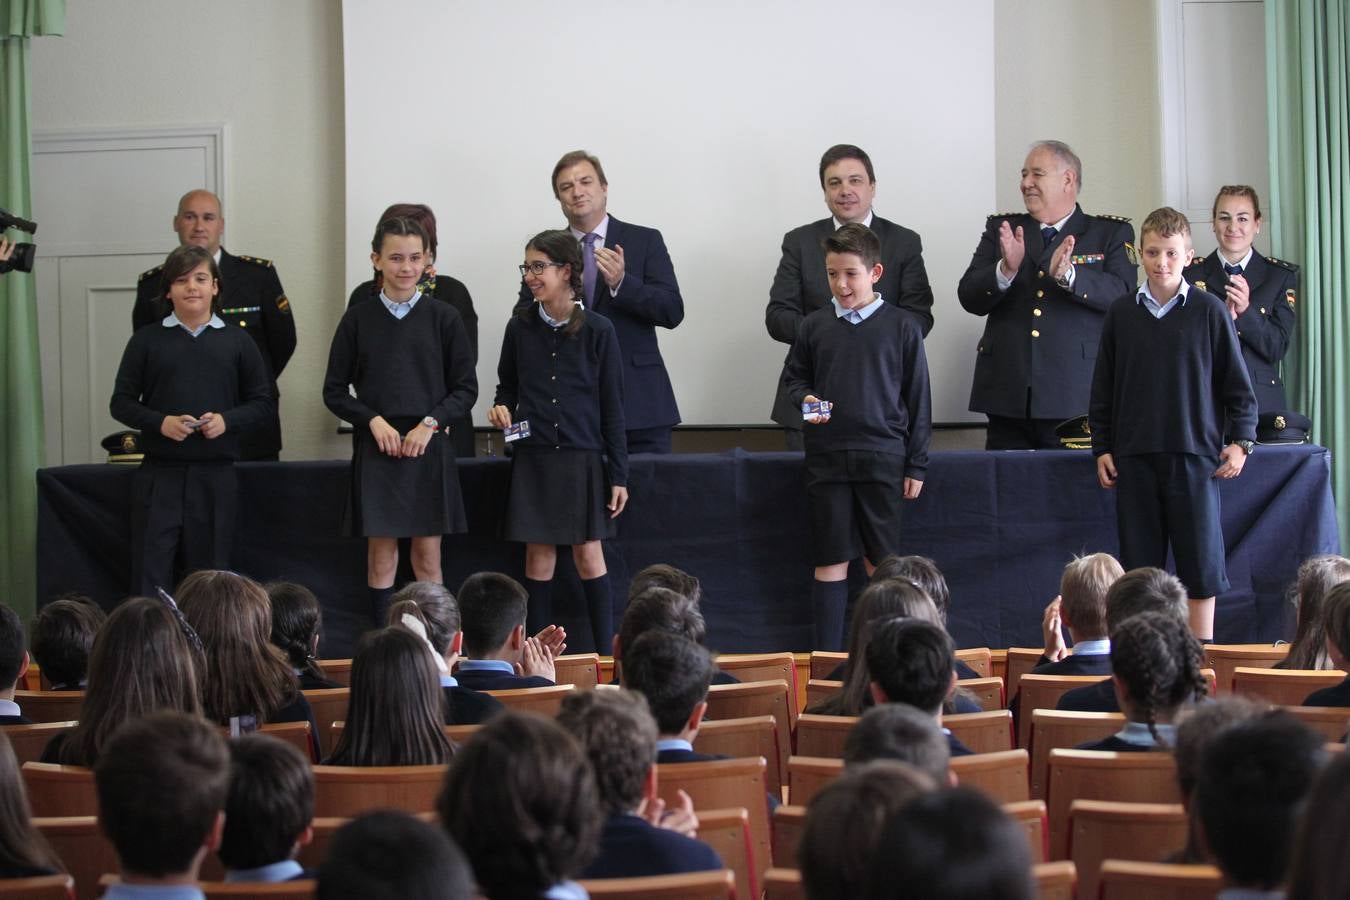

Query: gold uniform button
left=239, top=320, right=247, bottom=327
left=1036, top=290, right=1044, bottom=299
left=1260, top=307, right=1267, bottom=314
left=1038, top=270, right=1045, bottom=278
left=1033, top=308, right=1043, bottom=317
left=1031, top=329, right=1041, bottom=338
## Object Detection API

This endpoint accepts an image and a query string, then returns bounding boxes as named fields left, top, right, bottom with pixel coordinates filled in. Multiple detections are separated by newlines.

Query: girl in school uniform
left=323, top=216, right=478, bottom=624
left=489, top=229, right=628, bottom=653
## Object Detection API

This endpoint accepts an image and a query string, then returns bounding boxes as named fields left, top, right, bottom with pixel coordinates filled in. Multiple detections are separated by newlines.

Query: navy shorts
left=804, top=450, right=907, bottom=566
left=1113, top=452, right=1229, bottom=598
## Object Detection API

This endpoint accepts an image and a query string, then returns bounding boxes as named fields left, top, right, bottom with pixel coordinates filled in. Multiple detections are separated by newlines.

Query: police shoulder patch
left=138, top=264, right=164, bottom=282
left=235, top=254, right=275, bottom=268
left=986, top=212, right=1023, bottom=222
left=1098, top=213, right=1132, bottom=223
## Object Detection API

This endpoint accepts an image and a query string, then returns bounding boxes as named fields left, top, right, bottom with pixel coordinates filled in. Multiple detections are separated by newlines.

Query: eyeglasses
left=519, top=261, right=565, bottom=277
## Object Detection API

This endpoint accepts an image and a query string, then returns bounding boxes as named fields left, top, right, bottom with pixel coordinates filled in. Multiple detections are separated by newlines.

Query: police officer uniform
left=133, top=249, right=295, bottom=460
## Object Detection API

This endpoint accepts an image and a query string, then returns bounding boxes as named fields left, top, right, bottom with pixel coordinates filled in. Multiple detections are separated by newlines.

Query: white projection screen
left=343, top=0, right=995, bottom=426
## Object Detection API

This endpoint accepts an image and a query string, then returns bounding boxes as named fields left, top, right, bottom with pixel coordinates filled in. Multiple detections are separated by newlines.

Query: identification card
left=801, top=400, right=833, bottom=419
left=504, top=420, right=531, bottom=442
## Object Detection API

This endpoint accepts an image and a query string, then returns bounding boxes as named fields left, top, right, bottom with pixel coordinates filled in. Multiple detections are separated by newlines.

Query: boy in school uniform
left=785, top=222, right=932, bottom=651
left=218, top=734, right=315, bottom=883
left=1089, top=207, right=1257, bottom=641
left=453, top=572, right=558, bottom=691
left=0, top=605, right=32, bottom=724
left=621, top=631, right=720, bottom=764
left=866, top=617, right=974, bottom=757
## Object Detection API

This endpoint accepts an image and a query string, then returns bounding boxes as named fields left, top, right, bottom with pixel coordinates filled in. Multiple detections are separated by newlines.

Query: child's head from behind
left=388, top=580, right=461, bottom=658
left=871, top=556, right=950, bottom=623
left=1109, top=611, right=1208, bottom=739
left=332, top=626, right=451, bottom=767
left=438, top=712, right=601, bottom=899
left=95, top=711, right=230, bottom=879
left=369, top=216, right=430, bottom=300
left=843, top=703, right=951, bottom=785
left=617, top=585, right=708, bottom=658
left=1320, top=581, right=1350, bottom=667
left=0, top=604, right=27, bottom=694
left=318, top=810, right=473, bottom=900
left=1104, top=567, right=1188, bottom=636
left=627, top=564, right=702, bottom=606
left=823, top=223, right=882, bottom=309
left=266, top=581, right=323, bottom=671
left=1058, top=553, right=1122, bottom=642
left=456, top=572, right=528, bottom=659
left=556, top=688, right=658, bottom=817
left=1285, top=554, right=1350, bottom=669
left=865, top=617, right=956, bottom=715
left=219, top=734, right=314, bottom=871
left=620, top=631, right=714, bottom=737
left=1138, top=206, right=1194, bottom=294
left=30, top=595, right=107, bottom=690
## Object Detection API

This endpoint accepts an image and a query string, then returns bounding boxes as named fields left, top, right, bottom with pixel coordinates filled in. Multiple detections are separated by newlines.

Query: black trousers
left=129, top=461, right=237, bottom=596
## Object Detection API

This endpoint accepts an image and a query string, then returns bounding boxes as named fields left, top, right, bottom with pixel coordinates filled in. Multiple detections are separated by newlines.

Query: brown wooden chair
left=1045, top=749, right=1180, bottom=860
left=445, top=723, right=482, bottom=745
left=1096, top=860, right=1224, bottom=899
left=991, top=649, right=1009, bottom=685
left=1232, top=666, right=1346, bottom=706
left=716, top=654, right=799, bottom=722
left=948, top=749, right=1030, bottom=804
left=316, top=659, right=352, bottom=685
left=803, top=679, right=841, bottom=709
left=12, top=691, right=84, bottom=725
left=762, top=867, right=804, bottom=900
left=955, top=647, right=994, bottom=678
left=1067, top=799, right=1188, bottom=900
left=1016, top=674, right=1111, bottom=749
left=484, top=684, right=577, bottom=717
left=694, top=715, right=783, bottom=799
left=1027, top=710, right=1126, bottom=799
left=808, top=647, right=992, bottom=680
left=21, top=763, right=96, bottom=817
left=553, top=653, right=601, bottom=690
left=1283, top=705, right=1350, bottom=742
left=578, top=870, right=735, bottom=899
left=1004, top=647, right=1046, bottom=707
left=705, top=680, right=793, bottom=781
left=1033, top=860, right=1077, bottom=900
left=300, top=688, right=350, bottom=760
left=310, top=764, right=446, bottom=818
left=23, top=663, right=43, bottom=692
left=33, top=815, right=117, bottom=900
left=218, top=721, right=313, bottom=761
left=696, top=807, right=757, bottom=900
left=793, top=713, right=853, bottom=759
left=1004, top=799, right=1049, bottom=863
left=946, top=709, right=1014, bottom=753
left=656, top=758, right=771, bottom=883
left=0, top=875, right=73, bottom=899
left=808, top=651, right=846, bottom=681
left=770, top=804, right=806, bottom=869
left=1203, top=643, right=1288, bottom=694
left=959, top=676, right=1005, bottom=711
left=2, top=721, right=75, bottom=765
left=785, top=755, right=841, bottom=806
left=200, top=882, right=317, bottom=897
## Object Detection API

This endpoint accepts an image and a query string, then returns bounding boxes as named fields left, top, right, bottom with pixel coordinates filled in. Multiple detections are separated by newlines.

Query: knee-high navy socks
left=582, top=574, right=613, bottom=654
left=368, top=585, right=395, bottom=628
left=812, top=579, right=848, bottom=651
left=524, top=577, right=553, bottom=636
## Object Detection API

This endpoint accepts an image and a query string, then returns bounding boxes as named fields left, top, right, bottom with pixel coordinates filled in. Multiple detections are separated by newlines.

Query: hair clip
left=155, top=586, right=206, bottom=655
left=400, top=613, right=449, bottom=673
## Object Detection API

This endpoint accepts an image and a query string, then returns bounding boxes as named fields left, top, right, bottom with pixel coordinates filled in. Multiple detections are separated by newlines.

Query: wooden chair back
left=300, top=688, right=350, bottom=760
left=697, top=807, right=757, bottom=900
left=656, top=757, right=770, bottom=882
left=484, top=683, right=577, bottom=717
left=446, top=723, right=482, bottom=745
left=1284, top=705, right=1350, bottom=742
left=316, top=659, right=352, bottom=685
left=958, top=676, right=1005, bottom=711
left=1045, top=749, right=1180, bottom=859
left=1028, top=710, right=1125, bottom=799
left=296, top=813, right=438, bottom=872
left=955, top=647, right=994, bottom=678
left=808, top=651, right=846, bottom=681
left=1016, top=675, right=1111, bottom=748
left=0, top=875, right=73, bottom=899
left=793, top=713, right=853, bottom=759
left=771, top=804, right=806, bottom=869
left=694, top=715, right=783, bottom=799
left=1096, top=860, right=1224, bottom=900
left=946, top=709, right=1014, bottom=753
left=578, top=870, right=735, bottom=899
left=553, top=653, right=601, bottom=690
left=1203, top=643, right=1288, bottom=694
left=12, top=691, right=84, bottom=725
left=1067, top=799, right=1188, bottom=900
left=219, top=721, right=312, bottom=761
left=785, top=755, right=841, bottom=806
left=200, top=882, right=317, bottom=897
left=1004, top=799, right=1048, bottom=863
left=1232, top=666, right=1346, bottom=706
left=803, top=679, right=841, bottom=709
left=33, top=815, right=117, bottom=900
left=762, top=867, right=804, bottom=900
left=2, top=721, right=75, bottom=764
left=23, top=663, right=43, bottom=691
left=310, top=764, right=446, bottom=818
left=1033, top=860, right=1077, bottom=900
left=717, top=654, right=799, bottom=721
left=1004, top=648, right=1046, bottom=707
left=21, top=763, right=96, bottom=817
left=948, top=749, right=1030, bottom=803
left=705, top=680, right=793, bottom=779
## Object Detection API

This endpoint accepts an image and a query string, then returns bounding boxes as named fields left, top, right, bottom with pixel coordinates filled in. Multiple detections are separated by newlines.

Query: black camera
left=0, top=208, right=37, bottom=275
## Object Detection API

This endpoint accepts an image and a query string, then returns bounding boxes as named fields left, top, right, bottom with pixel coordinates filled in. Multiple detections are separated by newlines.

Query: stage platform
left=37, top=445, right=1340, bottom=658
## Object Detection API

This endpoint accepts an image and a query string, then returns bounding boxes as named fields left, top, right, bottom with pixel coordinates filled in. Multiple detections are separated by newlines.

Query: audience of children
left=323, top=626, right=453, bottom=767
left=557, top=689, right=723, bottom=880
left=0, top=606, right=30, bottom=725
left=865, top=616, right=974, bottom=756
left=27, top=594, right=106, bottom=691
left=1300, top=580, right=1350, bottom=706
left=266, top=580, right=341, bottom=690
left=842, top=702, right=954, bottom=786
left=0, top=732, right=62, bottom=879
left=218, top=734, right=314, bottom=883
left=1274, top=554, right=1350, bottom=670
left=454, top=572, right=559, bottom=690
left=316, top=810, right=473, bottom=900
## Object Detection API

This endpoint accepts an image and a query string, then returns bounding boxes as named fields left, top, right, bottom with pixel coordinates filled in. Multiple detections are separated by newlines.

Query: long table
left=37, top=445, right=1339, bottom=658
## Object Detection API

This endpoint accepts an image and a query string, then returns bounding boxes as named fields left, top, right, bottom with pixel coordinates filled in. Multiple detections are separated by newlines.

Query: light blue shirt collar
left=457, top=659, right=514, bottom=673
left=0, top=698, right=20, bottom=717
left=439, top=673, right=459, bottom=688
left=162, top=312, right=226, bottom=337
left=543, top=881, right=590, bottom=900
left=1070, top=639, right=1111, bottom=656
left=224, top=860, right=304, bottom=883
left=1137, top=279, right=1190, bottom=318
left=655, top=738, right=694, bottom=753
left=1113, top=720, right=1178, bottom=747
left=569, top=215, right=610, bottom=246
left=380, top=289, right=422, bottom=319
left=538, top=301, right=580, bottom=328
left=831, top=291, right=885, bottom=325
left=101, top=885, right=206, bottom=900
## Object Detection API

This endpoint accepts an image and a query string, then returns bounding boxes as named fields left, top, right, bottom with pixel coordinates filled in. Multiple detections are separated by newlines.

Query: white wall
left=31, top=0, right=1170, bottom=452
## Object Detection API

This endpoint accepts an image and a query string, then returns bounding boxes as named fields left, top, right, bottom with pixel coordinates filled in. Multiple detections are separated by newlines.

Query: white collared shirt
left=831, top=292, right=885, bottom=325
left=1217, top=246, right=1255, bottom=271
left=162, top=312, right=226, bottom=337
left=832, top=210, right=875, bottom=230
left=538, top=301, right=579, bottom=328
left=380, top=289, right=422, bottom=319
left=1137, top=279, right=1191, bottom=319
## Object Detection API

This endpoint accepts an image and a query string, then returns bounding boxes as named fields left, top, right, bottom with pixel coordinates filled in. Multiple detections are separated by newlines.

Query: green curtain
left=0, top=0, right=63, bottom=622
left=1267, top=0, right=1350, bottom=545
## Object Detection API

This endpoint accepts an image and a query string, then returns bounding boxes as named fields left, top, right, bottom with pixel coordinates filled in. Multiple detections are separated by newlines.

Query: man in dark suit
left=958, top=141, right=1136, bottom=449
left=518, top=151, right=683, bottom=454
left=131, top=190, right=295, bottom=460
left=766, top=144, right=934, bottom=449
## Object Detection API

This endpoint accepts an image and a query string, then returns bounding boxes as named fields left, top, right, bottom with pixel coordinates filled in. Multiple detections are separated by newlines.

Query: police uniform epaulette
left=1097, top=213, right=1131, bottom=223
left=1191, top=254, right=1207, bottom=265
left=986, top=212, right=1022, bottom=221
left=234, top=254, right=274, bottom=268
left=1267, top=256, right=1300, bottom=272
left=138, top=264, right=164, bottom=282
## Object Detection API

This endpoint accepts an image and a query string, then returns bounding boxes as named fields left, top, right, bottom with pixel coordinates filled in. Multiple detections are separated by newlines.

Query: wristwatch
left=1234, top=439, right=1254, bottom=455
left=421, top=416, right=439, bottom=431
